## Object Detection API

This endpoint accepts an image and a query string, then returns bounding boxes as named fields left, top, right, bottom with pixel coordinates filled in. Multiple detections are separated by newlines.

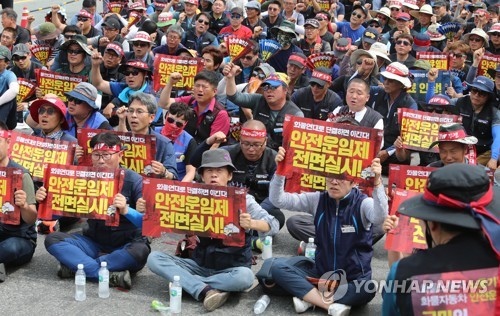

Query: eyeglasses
left=252, top=71, right=266, bottom=80
left=352, top=13, right=364, bottom=19
left=91, top=152, right=120, bottom=161
left=261, top=85, right=280, bottom=91
left=77, top=17, right=90, bottom=22
left=310, top=82, right=324, bottom=89
left=240, top=141, right=265, bottom=149
left=133, top=42, right=149, bottom=47
left=197, top=19, right=210, bottom=25
left=396, top=40, right=411, bottom=46
left=38, top=107, right=56, bottom=115
left=450, top=52, right=465, bottom=58
left=469, top=37, right=483, bottom=43
left=470, top=87, right=489, bottom=97
left=67, top=49, right=85, bottom=55
left=166, top=116, right=185, bottom=127
left=12, top=55, right=27, bottom=62
left=167, top=35, right=181, bottom=41
left=123, top=69, right=141, bottom=76
left=491, top=33, right=500, bottom=37
left=376, top=15, right=388, bottom=21
left=242, top=55, right=255, bottom=60
left=231, top=14, right=242, bottom=19
left=64, top=34, right=76, bottom=40
left=126, top=108, right=151, bottom=115
left=67, top=96, right=85, bottom=104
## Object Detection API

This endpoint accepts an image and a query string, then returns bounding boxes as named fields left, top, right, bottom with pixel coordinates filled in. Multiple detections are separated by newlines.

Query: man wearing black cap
left=243, top=1, right=267, bottom=40
left=219, top=7, right=253, bottom=38
left=382, top=164, right=500, bottom=314
left=89, top=17, right=125, bottom=55
left=331, top=4, right=367, bottom=43
left=355, top=27, right=380, bottom=51
left=432, top=0, right=452, bottom=24
left=292, top=67, right=343, bottom=120
left=99, top=42, right=126, bottom=107
left=0, top=45, right=18, bottom=130
left=297, top=19, right=331, bottom=57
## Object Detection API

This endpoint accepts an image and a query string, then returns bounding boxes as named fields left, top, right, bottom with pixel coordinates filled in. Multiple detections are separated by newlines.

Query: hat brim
left=118, top=63, right=152, bottom=74
left=466, top=82, right=494, bottom=94
left=463, top=33, right=490, bottom=48
left=369, top=10, right=397, bottom=24
left=409, top=11, right=434, bottom=19
left=270, top=26, right=298, bottom=39
left=36, top=29, right=61, bottom=41
left=309, top=77, right=329, bottom=87
left=370, top=50, right=392, bottom=63
left=65, top=90, right=98, bottom=110
left=262, top=80, right=286, bottom=87
left=157, top=19, right=177, bottom=27
left=288, top=60, right=306, bottom=68
left=363, top=37, right=377, bottom=44
left=350, top=50, right=379, bottom=75
left=428, top=135, right=478, bottom=149
left=198, top=162, right=236, bottom=171
left=61, top=39, right=93, bottom=55
left=412, top=44, right=430, bottom=52
left=381, top=71, right=412, bottom=88
left=29, top=99, right=69, bottom=130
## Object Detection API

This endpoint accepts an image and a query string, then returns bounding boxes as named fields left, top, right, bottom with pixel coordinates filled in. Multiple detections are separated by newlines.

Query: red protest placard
left=478, top=53, right=500, bottom=80
left=225, top=36, right=254, bottom=62
left=8, top=132, right=76, bottom=182
left=416, top=52, right=449, bottom=70
left=153, top=54, right=204, bottom=92
left=280, top=115, right=383, bottom=185
left=0, top=167, right=24, bottom=225
left=384, top=188, right=427, bottom=253
left=30, top=45, right=52, bottom=66
left=306, top=53, right=337, bottom=71
left=77, top=128, right=157, bottom=176
left=411, top=267, right=498, bottom=315
left=36, top=69, right=87, bottom=102
left=17, top=78, right=36, bottom=103
left=388, top=164, right=436, bottom=197
left=398, top=108, right=462, bottom=153
left=107, top=2, right=124, bottom=13
left=142, top=179, right=246, bottom=247
left=38, top=164, right=124, bottom=226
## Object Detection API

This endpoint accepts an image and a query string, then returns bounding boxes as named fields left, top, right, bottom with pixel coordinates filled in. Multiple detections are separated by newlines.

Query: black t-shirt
left=320, top=31, right=335, bottom=48
left=14, top=25, right=30, bottom=44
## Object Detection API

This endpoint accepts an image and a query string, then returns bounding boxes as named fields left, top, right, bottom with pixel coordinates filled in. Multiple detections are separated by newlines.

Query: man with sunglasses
left=243, top=1, right=268, bottom=40
left=225, top=64, right=304, bottom=150
left=432, top=0, right=452, bottom=24
left=331, top=4, right=367, bottom=43
left=389, top=33, right=416, bottom=68
left=219, top=7, right=253, bottom=39
left=297, top=19, right=331, bottom=57
left=42, top=131, right=150, bottom=290
left=292, top=67, right=342, bottom=120
left=89, top=17, right=125, bottom=56
left=233, top=44, right=261, bottom=85
left=55, top=34, right=92, bottom=77
left=315, top=12, right=335, bottom=48
left=125, top=31, right=154, bottom=71
left=182, top=13, right=219, bottom=56
left=263, top=0, right=284, bottom=35
left=116, top=92, right=178, bottom=180
left=53, top=7, right=101, bottom=39
left=67, top=0, right=103, bottom=27
left=487, top=23, right=500, bottom=55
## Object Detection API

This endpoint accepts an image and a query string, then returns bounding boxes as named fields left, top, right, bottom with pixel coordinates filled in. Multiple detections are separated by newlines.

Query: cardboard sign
left=77, top=128, right=157, bottom=177
left=408, top=70, right=452, bottom=103
left=279, top=115, right=383, bottom=185
left=411, top=267, right=498, bottom=315
left=0, top=167, right=24, bottom=225
left=398, top=108, right=462, bottom=153
left=38, top=164, right=124, bottom=226
left=36, top=69, right=87, bottom=102
left=384, top=188, right=427, bottom=253
left=8, top=132, right=76, bottom=182
left=142, top=179, right=246, bottom=247
left=153, top=54, right=204, bottom=92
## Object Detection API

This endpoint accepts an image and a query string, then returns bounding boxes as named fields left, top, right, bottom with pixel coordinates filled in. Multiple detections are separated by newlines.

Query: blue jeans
left=45, top=233, right=150, bottom=279
left=0, top=236, right=35, bottom=266
left=147, top=251, right=255, bottom=300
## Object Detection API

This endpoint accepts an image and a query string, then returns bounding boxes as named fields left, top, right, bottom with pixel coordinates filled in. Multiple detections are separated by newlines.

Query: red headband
left=316, top=13, right=328, bottom=20
left=240, top=128, right=267, bottom=139
left=438, top=130, right=467, bottom=141
left=0, top=130, right=11, bottom=139
left=312, top=70, right=332, bottom=83
left=385, top=65, right=408, bottom=77
left=93, top=143, right=122, bottom=152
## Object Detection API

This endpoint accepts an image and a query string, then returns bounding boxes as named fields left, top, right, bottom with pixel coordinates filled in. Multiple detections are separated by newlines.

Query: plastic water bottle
left=305, top=238, right=316, bottom=260
left=254, top=294, right=271, bottom=314
left=75, top=264, right=86, bottom=301
left=170, top=275, right=182, bottom=314
left=98, top=262, right=110, bottom=298
left=262, top=236, right=273, bottom=260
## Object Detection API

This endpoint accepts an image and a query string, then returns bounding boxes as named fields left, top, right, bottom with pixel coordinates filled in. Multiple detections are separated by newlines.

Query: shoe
left=0, top=263, right=6, bottom=282
left=57, top=264, right=75, bottom=279
left=297, top=241, right=306, bottom=256
left=109, top=270, right=132, bottom=290
left=203, top=289, right=229, bottom=312
left=251, top=237, right=263, bottom=252
left=328, top=303, right=351, bottom=316
left=293, top=297, right=313, bottom=313
left=37, top=220, right=59, bottom=234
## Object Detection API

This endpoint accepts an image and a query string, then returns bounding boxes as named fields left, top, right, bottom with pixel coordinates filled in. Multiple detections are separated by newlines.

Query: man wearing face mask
left=382, top=164, right=500, bottom=315
left=267, top=20, right=304, bottom=73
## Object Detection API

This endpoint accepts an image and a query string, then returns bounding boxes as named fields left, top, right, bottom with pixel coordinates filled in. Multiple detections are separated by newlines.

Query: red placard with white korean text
left=0, top=167, right=24, bottom=225
left=153, top=54, right=204, bottom=92
left=387, top=164, right=436, bottom=197
left=142, top=179, right=246, bottom=247
left=478, top=53, right=500, bottom=80
left=35, top=69, right=87, bottom=102
left=38, top=164, right=124, bottom=226
left=17, top=78, right=36, bottom=103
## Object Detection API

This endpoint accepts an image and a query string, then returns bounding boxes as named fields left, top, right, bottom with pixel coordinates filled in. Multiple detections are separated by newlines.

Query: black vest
left=226, top=144, right=276, bottom=203
left=253, top=99, right=303, bottom=150
left=185, top=97, right=224, bottom=144
left=457, top=96, right=494, bottom=155
left=338, top=105, right=383, bottom=128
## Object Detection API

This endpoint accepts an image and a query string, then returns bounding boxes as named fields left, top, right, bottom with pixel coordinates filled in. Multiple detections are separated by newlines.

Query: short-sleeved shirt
left=335, top=22, right=365, bottom=43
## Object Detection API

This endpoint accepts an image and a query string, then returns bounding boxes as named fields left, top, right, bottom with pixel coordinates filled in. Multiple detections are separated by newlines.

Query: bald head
left=242, top=119, right=266, bottom=131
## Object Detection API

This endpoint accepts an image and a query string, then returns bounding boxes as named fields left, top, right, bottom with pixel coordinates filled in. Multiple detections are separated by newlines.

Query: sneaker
left=328, top=303, right=351, bottom=316
left=297, top=241, right=306, bottom=256
left=57, top=264, right=75, bottom=278
left=251, top=237, right=263, bottom=252
left=293, top=297, right=313, bottom=313
left=37, top=220, right=59, bottom=234
left=109, top=270, right=132, bottom=290
left=203, top=289, right=229, bottom=311
left=0, top=263, right=6, bottom=282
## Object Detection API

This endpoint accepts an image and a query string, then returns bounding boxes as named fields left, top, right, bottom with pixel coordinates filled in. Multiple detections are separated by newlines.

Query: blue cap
left=466, top=76, right=495, bottom=94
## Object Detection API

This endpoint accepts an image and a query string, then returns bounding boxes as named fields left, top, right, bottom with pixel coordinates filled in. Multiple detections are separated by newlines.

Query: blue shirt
left=268, top=44, right=304, bottom=73
left=0, top=69, right=17, bottom=94
left=335, top=22, right=365, bottom=43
